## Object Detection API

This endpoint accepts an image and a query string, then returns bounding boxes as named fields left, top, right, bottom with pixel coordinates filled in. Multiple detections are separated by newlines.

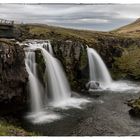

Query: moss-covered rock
left=0, top=118, right=37, bottom=136
left=127, top=98, right=140, bottom=117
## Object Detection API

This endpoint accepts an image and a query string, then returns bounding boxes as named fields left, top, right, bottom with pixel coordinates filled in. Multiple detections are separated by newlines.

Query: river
left=20, top=81, right=140, bottom=136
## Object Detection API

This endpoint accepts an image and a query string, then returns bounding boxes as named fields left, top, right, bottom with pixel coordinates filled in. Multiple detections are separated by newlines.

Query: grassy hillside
left=113, top=18, right=140, bottom=37
left=15, top=23, right=131, bottom=42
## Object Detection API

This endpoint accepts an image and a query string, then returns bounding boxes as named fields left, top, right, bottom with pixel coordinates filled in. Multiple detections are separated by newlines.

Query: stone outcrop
left=127, top=98, right=140, bottom=117
left=0, top=39, right=28, bottom=105
left=50, top=37, right=133, bottom=91
left=51, top=39, right=89, bottom=91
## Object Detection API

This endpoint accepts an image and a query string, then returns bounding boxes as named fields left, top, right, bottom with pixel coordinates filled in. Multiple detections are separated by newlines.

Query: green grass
left=113, top=46, right=140, bottom=79
left=17, top=24, right=132, bottom=42
left=0, top=119, right=37, bottom=136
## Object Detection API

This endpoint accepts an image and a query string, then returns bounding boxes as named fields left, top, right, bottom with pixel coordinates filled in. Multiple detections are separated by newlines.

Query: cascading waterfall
left=41, top=48, right=71, bottom=104
left=25, top=51, right=43, bottom=113
left=86, top=46, right=140, bottom=92
left=42, top=40, right=54, bottom=55
left=26, top=41, right=71, bottom=105
left=87, top=47, right=112, bottom=87
left=24, top=40, right=89, bottom=123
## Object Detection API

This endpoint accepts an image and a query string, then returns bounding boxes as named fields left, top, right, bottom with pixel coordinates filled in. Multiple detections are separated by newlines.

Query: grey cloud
left=0, top=4, right=140, bottom=31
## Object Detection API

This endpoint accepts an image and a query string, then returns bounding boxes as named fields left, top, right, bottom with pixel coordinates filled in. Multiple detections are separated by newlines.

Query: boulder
left=86, top=81, right=100, bottom=90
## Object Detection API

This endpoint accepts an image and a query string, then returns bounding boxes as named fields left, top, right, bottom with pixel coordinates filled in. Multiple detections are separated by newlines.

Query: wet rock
left=86, top=81, right=100, bottom=90
left=129, top=107, right=140, bottom=117
left=127, top=98, right=140, bottom=117
left=51, top=39, right=89, bottom=91
left=0, top=39, right=28, bottom=106
left=35, top=49, right=46, bottom=87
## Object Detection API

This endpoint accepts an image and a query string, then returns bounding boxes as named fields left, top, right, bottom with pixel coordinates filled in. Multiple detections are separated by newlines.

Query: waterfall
left=25, top=51, right=43, bottom=113
left=40, top=48, right=71, bottom=104
left=23, top=40, right=89, bottom=123
left=87, top=47, right=112, bottom=87
left=42, top=41, right=54, bottom=55
left=25, top=41, right=71, bottom=105
left=86, top=47, right=140, bottom=92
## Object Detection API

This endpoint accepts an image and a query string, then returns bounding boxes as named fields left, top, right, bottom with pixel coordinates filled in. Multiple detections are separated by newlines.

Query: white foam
left=26, top=97, right=90, bottom=124
left=26, top=111, right=61, bottom=124
left=49, top=97, right=90, bottom=109
left=97, top=81, right=140, bottom=93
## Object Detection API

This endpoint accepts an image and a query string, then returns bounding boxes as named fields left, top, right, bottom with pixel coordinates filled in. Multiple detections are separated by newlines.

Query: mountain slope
left=114, top=18, right=140, bottom=36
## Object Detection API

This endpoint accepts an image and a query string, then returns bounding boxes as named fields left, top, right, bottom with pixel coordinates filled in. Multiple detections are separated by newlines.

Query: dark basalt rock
left=50, top=37, right=128, bottom=92
left=51, top=39, right=89, bottom=92
left=127, top=98, right=140, bottom=118
left=35, top=49, right=46, bottom=87
left=129, top=107, right=140, bottom=118
left=0, top=39, right=28, bottom=107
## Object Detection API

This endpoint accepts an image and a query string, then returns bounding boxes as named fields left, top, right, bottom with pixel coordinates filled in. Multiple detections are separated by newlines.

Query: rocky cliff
left=51, top=39, right=89, bottom=91
left=51, top=36, right=140, bottom=91
left=0, top=39, right=28, bottom=107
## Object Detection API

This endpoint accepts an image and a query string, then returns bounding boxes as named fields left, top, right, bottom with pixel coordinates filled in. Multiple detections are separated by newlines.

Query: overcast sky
left=0, top=4, right=140, bottom=31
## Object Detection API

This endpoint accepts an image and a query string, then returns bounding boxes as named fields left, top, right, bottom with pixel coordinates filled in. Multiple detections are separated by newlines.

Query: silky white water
left=41, top=48, right=71, bottom=104
left=26, top=41, right=71, bottom=104
left=25, top=51, right=43, bottom=113
left=87, top=47, right=140, bottom=92
left=42, top=41, right=54, bottom=55
left=87, top=47, right=112, bottom=87
left=24, top=40, right=89, bottom=124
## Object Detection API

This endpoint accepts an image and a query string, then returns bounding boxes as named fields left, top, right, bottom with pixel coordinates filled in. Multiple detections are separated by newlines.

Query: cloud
left=0, top=4, right=140, bottom=31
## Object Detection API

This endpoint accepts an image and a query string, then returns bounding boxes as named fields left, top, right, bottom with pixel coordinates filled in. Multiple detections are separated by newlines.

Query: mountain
left=114, top=18, right=140, bottom=36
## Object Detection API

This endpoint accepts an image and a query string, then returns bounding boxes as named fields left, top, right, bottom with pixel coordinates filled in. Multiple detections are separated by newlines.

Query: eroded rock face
left=50, top=38, right=126, bottom=91
left=51, top=39, right=89, bottom=91
left=0, top=39, right=28, bottom=105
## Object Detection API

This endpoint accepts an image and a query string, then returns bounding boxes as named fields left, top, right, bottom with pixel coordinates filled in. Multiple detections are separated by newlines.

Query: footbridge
left=0, top=19, right=14, bottom=38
